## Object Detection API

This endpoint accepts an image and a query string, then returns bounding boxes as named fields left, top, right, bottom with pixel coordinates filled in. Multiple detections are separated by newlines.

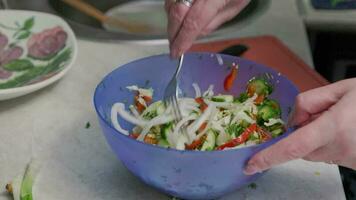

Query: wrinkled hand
left=244, top=78, right=356, bottom=175
left=165, top=0, right=251, bottom=58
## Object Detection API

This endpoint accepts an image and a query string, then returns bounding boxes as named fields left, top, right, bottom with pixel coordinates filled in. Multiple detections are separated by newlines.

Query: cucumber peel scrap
left=6, top=159, right=41, bottom=200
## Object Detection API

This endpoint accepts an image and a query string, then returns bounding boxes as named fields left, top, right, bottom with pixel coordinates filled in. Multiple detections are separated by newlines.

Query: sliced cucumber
left=271, top=128, right=284, bottom=137
left=158, top=139, right=170, bottom=148
left=142, top=101, right=165, bottom=119
left=234, top=92, right=249, bottom=103
left=161, top=122, right=173, bottom=140
left=201, top=130, right=216, bottom=151
left=211, top=95, right=234, bottom=103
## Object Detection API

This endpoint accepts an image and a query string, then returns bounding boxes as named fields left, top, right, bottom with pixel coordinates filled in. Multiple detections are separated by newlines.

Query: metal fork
left=163, top=54, right=187, bottom=134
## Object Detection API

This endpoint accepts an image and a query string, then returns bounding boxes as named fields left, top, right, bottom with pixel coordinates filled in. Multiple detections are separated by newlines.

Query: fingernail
left=244, top=162, right=260, bottom=175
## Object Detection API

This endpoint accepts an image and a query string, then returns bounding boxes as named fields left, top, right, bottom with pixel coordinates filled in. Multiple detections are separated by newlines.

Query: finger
left=170, top=0, right=230, bottom=58
left=303, top=146, right=337, bottom=162
left=290, top=81, right=351, bottom=126
left=244, top=111, right=336, bottom=175
left=338, top=159, right=356, bottom=170
left=298, top=112, right=322, bottom=127
left=200, top=0, right=251, bottom=36
left=164, top=0, right=175, bottom=13
left=167, top=1, right=190, bottom=45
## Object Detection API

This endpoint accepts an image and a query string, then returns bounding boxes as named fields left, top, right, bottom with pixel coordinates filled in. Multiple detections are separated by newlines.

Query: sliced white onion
left=129, top=105, right=141, bottom=119
left=195, top=121, right=210, bottom=139
left=212, top=122, right=230, bottom=145
left=179, top=104, right=200, bottom=117
left=180, top=97, right=199, bottom=104
left=264, top=118, right=284, bottom=126
left=192, top=83, right=201, bottom=98
left=126, top=85, right=139, bottom=91
left=216, top=54, right=224, bottom=66
left=126, top=85, right=153, bottom=97
left=144, top=113, right=174, bottom=128
left=176, top=134, right=189, bottom=150
left=137, top=96, right=147, bottom=107
left=171, top=116, right=196, bottom=140
left=187, top=104, right=214, bottom=143
left=112, top=103, right=146, bottom=127
left=206, top=100, right=236, bottom=109
left=203, top=84, right=214, bottom=97
left=232, top=110, right=255, bottom=124
left=167, top=129, right=178, bottom=148
left=111, top=103, right=130, bottom=135
left=137, top=108, right=175, bottom=141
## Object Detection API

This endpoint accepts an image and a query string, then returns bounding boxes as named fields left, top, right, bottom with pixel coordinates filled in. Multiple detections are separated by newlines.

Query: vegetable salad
left=111, top=77, right=285, bottom=151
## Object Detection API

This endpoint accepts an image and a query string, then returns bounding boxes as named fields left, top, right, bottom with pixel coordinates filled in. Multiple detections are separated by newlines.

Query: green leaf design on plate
left=16, top=31, right=31, bottom=40
left=0, top=67, right=44, bottom=89
left=23, top=17, right=34, bottom=30
left=0, top=48, right=72, bottom=89
left=3, top=59, right=34, bottom=71
left=15, top=21, right=21, bottom=28
left=41, top=48, right=72, bottom=75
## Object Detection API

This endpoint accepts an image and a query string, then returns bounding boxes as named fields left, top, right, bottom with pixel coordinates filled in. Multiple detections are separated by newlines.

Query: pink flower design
left=27, top=26, right=67, bottom=60
left=0, top=32, right=23, bottom=79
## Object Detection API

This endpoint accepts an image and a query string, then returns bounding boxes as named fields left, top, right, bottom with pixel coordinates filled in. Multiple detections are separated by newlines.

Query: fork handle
left=174, top=54, right=184, bottom=79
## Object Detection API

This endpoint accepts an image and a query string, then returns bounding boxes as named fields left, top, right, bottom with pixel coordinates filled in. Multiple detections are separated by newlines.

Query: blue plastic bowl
left=94, top=53, right=299, bottom=200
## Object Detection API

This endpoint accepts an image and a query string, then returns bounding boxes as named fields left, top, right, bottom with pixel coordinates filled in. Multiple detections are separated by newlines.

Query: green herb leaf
left=16, top=31, right=31, bottom=40
left=85, top=122, right=91, bottom=129
left=23, top=17, right=34, bottom=30
left=3, top=59, right=34, bottom=71
left=234, top=92, right=249, bottom=103
left=248, top=182, right=257, bottom=190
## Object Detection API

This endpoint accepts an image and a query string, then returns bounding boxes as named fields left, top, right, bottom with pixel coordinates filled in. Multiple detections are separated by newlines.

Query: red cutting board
left=189, top=35, right=329, bottom=92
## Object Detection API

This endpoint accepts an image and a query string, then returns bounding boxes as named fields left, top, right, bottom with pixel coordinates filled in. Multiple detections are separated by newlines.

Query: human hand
left=165, top=0, right=251, bottom=58
left=244, top=78, right=356, bottom=175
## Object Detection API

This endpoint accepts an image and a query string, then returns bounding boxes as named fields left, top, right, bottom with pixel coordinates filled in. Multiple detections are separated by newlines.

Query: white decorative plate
left=0, top=10, right=77, bottom=100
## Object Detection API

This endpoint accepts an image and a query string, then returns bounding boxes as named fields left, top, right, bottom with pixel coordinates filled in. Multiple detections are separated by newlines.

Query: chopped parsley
left=248, top=182, right=257, bottom=189
left=85, top=122, right=91, bottom=129
left=225, top=123, right=243, bottom=137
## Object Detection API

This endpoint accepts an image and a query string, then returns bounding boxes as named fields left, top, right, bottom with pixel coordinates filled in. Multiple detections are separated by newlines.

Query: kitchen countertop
left=0, top=0, right=346, bottom=200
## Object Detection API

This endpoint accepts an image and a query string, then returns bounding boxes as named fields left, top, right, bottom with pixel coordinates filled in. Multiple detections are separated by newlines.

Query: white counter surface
left=0, top=0, right=345, bottom=199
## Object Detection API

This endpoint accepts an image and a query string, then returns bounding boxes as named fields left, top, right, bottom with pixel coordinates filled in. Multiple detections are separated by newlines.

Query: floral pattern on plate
left=0, top=17, right=72, bottom=89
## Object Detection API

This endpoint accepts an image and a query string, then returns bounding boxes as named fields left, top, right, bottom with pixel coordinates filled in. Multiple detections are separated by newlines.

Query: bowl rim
left=93, top=52, right=299, bottom=154
left=0, top=10, right=78, bottom=96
